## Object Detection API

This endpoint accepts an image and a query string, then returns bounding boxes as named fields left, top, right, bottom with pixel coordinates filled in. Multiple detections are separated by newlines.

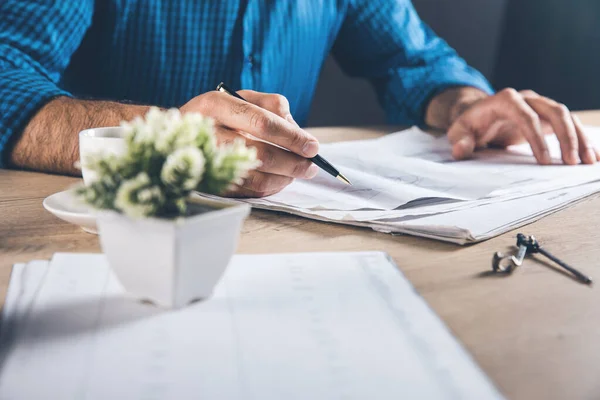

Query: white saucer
left=43, top=189, right=98, bottom=234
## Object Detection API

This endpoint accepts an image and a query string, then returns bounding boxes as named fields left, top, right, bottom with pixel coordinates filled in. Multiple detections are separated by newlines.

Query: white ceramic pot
left=96, top=196, right=250, bottom=308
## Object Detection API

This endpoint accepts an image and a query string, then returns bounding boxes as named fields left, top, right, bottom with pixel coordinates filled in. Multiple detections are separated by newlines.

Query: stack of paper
left=228, top=127, right=600, bottom=244
left=0, top=252, right=503, bottom=399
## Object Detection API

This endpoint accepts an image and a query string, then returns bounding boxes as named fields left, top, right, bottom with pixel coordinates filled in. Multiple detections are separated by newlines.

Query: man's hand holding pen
left=180, top=90, right=320, bottom=198
left=181, top=83, right=600, bottom=199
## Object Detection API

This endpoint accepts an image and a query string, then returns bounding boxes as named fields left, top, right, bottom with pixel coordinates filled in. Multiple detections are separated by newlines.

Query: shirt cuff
left=0, top=69, right=71, bottom=168
left=383, top=59, right=494, bottom=126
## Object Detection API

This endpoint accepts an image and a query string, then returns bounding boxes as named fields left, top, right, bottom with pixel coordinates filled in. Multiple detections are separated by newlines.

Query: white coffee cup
left=79, top=127, right=126, bottom=185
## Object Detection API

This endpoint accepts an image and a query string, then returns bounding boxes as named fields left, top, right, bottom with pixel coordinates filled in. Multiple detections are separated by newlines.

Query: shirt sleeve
left=332, top=0, right=494, bottom=126
left=0, top=0, right=94, bottom=168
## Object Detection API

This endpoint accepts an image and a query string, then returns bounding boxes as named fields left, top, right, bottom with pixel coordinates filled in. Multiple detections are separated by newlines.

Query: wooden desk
left=3, top=111, right=600, bottom=400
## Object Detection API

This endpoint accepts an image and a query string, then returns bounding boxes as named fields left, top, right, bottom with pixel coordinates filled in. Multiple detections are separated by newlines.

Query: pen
left=216, top=82, right=351, bottom=185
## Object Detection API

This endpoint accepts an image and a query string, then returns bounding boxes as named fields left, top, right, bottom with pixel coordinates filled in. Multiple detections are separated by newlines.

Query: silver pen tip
left=336, top=174, right=352, bottom=185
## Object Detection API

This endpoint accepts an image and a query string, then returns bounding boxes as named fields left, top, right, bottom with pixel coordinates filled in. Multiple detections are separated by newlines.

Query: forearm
left=8, top=97, right=151, bottom=175
left=425, top=87, right=489, bottom=130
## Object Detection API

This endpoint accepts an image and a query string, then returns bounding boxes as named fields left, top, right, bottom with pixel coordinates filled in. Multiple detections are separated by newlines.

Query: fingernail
left=457, top=137, right=474, bottom=150
left=304, top=164, right=319, bottom=179
left=302, top=140, right=319, bottom=157
left=454, top=137, right=474, bottom=158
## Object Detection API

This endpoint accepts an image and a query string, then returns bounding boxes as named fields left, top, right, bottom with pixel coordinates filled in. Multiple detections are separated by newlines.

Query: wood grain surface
left=2, top=112, right=600, bottom=399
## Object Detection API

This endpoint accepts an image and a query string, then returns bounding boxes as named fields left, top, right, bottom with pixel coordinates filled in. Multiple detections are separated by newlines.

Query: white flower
left=114, top=172, right=164, bottom=218
left=183, top=112, right=214, bottom=141
left=80, top=151, right=122, bottom=180
left=80, top=108, right=260, bottom=216
left=137, top=186, right=163, bottom=203
left=121, top=115, right=155, bottom=146
left=146, top=106, right=170, bottom=128
left=160, top=146, right=205, bottom=190
left=155, top=110, right=216, bottom=154
left=155, top=115, right=192, bottom=153
left=212, top=138, right=261, bottom=186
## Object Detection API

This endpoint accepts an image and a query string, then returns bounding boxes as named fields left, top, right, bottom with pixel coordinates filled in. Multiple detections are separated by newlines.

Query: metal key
left=524, top=236, right=593, bottom=285
left=492, top=233, right=530, bottom=273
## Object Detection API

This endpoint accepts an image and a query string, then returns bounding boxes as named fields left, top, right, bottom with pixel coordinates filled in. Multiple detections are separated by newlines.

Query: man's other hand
left=446, top=88, right=600, bottom=165
left=181, top=90, right=319, bottom=198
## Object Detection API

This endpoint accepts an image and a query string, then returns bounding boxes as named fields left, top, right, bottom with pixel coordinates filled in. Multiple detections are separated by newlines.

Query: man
left=1, top=1, right=597, bottom=198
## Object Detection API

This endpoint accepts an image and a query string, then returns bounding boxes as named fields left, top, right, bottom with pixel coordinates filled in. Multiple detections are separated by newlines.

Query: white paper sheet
left=0, top=253, right=503, bottom=400
left=264, top=129, right=522, bottom=211
left=219, top=126, right=600, bottom=244
left=245, top=181, right=600, bottom=244
left=374, top=181, right=600, bottom=243
left=0, top=261, right=50, bottom=351
left=257, top=127, right=600, bottom=212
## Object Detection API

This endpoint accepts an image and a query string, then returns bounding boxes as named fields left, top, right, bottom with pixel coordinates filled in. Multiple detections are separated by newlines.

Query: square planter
left=96, top=196, right=250, bottom=308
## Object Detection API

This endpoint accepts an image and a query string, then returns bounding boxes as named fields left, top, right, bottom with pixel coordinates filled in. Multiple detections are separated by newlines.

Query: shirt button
left=246, top=55, right=255, bottom=67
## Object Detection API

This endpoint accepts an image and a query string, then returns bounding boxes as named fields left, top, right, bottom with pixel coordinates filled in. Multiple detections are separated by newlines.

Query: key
left=525, top=235, right=593, bottom=285
left=514, top=233, right=529, bottom=266
left=492, top=233, right=529, bottom=273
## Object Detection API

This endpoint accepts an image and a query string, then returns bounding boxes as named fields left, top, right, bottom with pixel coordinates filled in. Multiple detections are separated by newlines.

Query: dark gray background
left=307, top=0, right=600, bottom=126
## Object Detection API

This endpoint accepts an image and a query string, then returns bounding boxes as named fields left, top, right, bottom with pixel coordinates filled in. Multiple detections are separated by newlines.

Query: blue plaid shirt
left=0, top=0, right=492, bottom=167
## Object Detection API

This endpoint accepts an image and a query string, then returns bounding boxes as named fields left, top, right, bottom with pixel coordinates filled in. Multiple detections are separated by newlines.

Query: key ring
left=492, top=252, right=519, bottom=273
left=491, top=234, right=530, bottom=273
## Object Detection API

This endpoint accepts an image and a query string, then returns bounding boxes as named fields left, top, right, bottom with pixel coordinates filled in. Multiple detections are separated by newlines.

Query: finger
left=217, top=127, right=318, bottom=179
left=237, top=91, right=300, bottom=127
left=498, top=89, right=550, bottom=164
left=196, top=91, right=318, bottom=157
left=519, top=89, right=540, bottom=99
left=523, top=97, right=579, bottom=165
left=447, top=105, right=513, bottom=156
left=238, top=170, right=293, bottom=196
left=519, top=91, right=556, bottom=134
left=572, top=114, right=599, bottom=164
left=447, top=118, right=477, bottom=160
left=475, top=119, right=519, bottom=148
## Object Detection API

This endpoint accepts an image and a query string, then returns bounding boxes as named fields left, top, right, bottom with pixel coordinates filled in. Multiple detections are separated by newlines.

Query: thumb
left=447, top=120, right=476, bottom=160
